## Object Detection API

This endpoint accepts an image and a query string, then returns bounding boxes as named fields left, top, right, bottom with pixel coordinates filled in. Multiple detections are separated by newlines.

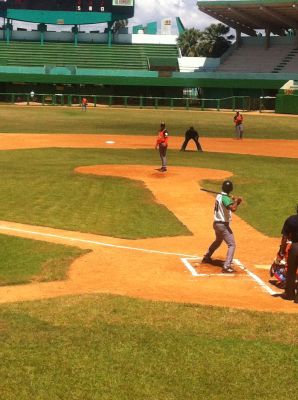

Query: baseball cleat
left=202, top=255, right=212, bottom=264
left=222, top=266, right=235, bottom=273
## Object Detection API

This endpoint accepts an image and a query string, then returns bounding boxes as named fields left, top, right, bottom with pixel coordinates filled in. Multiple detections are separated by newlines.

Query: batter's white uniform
left=204, top=192, right=236, bottom=270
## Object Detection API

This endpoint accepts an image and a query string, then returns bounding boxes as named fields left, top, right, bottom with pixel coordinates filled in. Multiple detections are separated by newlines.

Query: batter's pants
left=285, top=242, right=298, bottom=296
left=206, top=222, right=236, bottom=268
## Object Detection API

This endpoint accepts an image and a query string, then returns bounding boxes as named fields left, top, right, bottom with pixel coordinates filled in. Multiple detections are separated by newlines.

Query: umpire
left=277, top=205, right=298, bottom=303
left=180, top=126, right=203, bottom=152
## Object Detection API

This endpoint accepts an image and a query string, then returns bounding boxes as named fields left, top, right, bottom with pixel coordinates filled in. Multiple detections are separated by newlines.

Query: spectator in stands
left=81, top=97, right=88, bottom=111
left=234, top=111, right=244, bottom=139
left=180, top=126, right=203, bottom=152
left=30, top=90, right=35, bottom=102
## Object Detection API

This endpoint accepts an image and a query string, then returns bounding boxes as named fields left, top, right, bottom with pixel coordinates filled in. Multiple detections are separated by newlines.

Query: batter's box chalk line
left=180, top=257, right=279, bottom=296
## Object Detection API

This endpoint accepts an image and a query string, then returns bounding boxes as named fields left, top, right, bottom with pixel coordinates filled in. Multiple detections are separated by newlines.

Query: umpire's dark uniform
left=280, top=211, right=298, bottom=302
left=180, top=126, right=203, bottom=151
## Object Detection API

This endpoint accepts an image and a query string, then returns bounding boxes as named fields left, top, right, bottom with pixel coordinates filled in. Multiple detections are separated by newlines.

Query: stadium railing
left=0, top=93, right=254, bottom=111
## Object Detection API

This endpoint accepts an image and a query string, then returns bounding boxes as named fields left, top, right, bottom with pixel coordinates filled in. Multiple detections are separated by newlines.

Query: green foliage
left=113, top=19, right=128, bottom=33
left=0, top=294, right=297, bottom=399
left=198, top=23, right=234, bottom=57
left=177, top=28, right=202, bottom=57
left=177, top=23, right=234, bottom=57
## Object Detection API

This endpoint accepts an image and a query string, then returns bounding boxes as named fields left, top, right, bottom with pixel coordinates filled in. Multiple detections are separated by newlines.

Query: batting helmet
left=160, top=122, right=166, bottom=128
left=222, top=180, right=233, bottom=194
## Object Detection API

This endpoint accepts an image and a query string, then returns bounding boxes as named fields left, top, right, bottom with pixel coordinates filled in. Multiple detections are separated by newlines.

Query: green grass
left=1, top=106, right=298, bottom=139
left=0, top=294, right=297, bottom=400
left=0, top=147, right=297, bottom=238
left=0, top=233, right=87, bottom=285
left=0, top=149, right=190, bottom=239
left=0, top=109, right=297, bottom=398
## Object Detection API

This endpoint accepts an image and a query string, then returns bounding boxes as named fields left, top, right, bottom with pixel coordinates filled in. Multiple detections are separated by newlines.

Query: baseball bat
left=200, top=188, right=221, bottom=195
left=200, top=188, right=243, bottom=203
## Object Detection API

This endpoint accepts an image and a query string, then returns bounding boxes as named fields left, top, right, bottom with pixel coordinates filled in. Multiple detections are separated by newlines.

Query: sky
left=130, top=0, right=217, bottom=32
left=3, top=0, right=218, bottom=33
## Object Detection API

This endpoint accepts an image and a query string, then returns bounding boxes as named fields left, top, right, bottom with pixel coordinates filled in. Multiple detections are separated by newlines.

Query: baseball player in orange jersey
left=155, top=122, right=169, bottom=172
left=234, top=111, right=243, bottom=139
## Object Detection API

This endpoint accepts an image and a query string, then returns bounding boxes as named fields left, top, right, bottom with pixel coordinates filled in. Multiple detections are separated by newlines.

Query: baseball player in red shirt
left=155, top=122, right=169, bottom=172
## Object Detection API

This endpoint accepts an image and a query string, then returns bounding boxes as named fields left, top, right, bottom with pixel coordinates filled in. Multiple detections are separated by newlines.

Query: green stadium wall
left=276, top=94, right=298, bottom=114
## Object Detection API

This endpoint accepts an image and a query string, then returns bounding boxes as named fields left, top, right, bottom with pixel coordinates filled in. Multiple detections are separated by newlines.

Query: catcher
left=270, top=241, right=292, bottom=288
left=274, top=205, right=298, bottom=302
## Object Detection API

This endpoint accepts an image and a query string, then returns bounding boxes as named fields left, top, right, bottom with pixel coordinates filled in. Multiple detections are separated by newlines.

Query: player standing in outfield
left=276, top=206, right=298, bottom=303
left=155, top=122, right=169, bottom=172
left=202, top=180, right=242, bottom=273
left=180, top=126, right=203, bottom=152
left=234, top=111, right=244, bottom=139
left=81, top=97, right=88, bottom=111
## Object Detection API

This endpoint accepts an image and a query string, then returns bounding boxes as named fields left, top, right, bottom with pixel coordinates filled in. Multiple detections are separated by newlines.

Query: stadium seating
left=0, top=41, right=179, bottom=70
left=217, top=41, right=298, bottom=73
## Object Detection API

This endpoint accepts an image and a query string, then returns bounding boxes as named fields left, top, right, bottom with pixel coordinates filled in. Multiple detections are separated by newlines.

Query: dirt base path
left=0, top=135, right=297, bottom=312
left=1, top=133, right=298, bottom=158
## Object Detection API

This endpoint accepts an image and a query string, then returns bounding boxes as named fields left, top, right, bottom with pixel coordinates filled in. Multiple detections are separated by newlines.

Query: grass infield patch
left=0, top=233, right=88, bottom=286
left=0, top=294, right=297, bottom=399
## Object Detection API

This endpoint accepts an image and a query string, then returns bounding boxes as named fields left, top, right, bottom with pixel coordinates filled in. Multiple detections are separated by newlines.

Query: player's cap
left=222, top=180, right=233, bottom=194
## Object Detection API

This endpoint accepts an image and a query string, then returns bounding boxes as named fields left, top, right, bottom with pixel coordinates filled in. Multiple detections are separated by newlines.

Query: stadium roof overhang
left=197, top=0, right=298, bottom=36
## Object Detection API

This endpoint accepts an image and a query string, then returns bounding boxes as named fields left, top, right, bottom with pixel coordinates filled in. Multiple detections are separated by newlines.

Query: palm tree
left=198, top=24, right=234, bottom=57
left=177, top=28, right=202, bottom=56
left=113, top=19, right=128, bottom=34
left=177, top=24, right=234, bottom=58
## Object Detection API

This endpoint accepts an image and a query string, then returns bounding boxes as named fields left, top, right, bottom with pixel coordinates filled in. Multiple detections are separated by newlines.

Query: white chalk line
left=234, top=259, right=279, bottom=296
left=0, top=225, right=197, bottom=258
left=181, top=257, right=235, bottom=277
left=182, top=257, right=279, bottom=296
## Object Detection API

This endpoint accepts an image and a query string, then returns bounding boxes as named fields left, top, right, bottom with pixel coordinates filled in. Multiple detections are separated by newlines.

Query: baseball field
left=0, top=106, right=297, bottom=399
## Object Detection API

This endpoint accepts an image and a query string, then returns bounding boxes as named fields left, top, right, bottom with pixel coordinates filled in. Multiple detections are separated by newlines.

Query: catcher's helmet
left=222, top=180, right=233, bottom=194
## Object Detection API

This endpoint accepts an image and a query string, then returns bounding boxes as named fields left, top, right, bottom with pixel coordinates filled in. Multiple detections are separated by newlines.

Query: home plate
left=255, top=265, right=271, bottom=270
left=105, top=141, right=115, bottom=144
left=181, top=257, right=278, bottom=295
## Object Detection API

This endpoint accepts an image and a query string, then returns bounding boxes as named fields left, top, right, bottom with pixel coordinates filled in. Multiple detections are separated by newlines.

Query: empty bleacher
left=217, top=42, right=297, bottom=73
left=0, top=41, right=179, bottom=70
left=272, top=47, right=298, bottom=73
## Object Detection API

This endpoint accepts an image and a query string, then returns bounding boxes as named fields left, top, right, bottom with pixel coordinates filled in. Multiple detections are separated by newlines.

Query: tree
left=197, top=23, right=234, bottom=57
left=177, top=28, right=202, bottom=56
left=112, top=19, right=128, bottom=34
left=177, top=23, right=234, bottom=58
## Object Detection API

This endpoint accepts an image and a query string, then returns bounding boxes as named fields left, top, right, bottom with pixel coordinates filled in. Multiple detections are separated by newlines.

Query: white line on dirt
left=0, top=225, right=197, bottom=258
left=181, top=257, right=236, bottom=277
left=233, top=259, right=279, bottom=296
left=182, top=257, right=279, bottom=295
